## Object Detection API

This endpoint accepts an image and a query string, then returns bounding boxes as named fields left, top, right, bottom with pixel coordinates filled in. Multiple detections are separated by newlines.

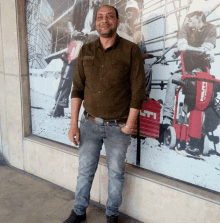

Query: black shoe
left=49, top=105, right=64, bottom=117
left=63, top=210, right=86, bottom=223
left=185, top=138, right=201, bottom=156
left=106, top=215, right=118, bottom=223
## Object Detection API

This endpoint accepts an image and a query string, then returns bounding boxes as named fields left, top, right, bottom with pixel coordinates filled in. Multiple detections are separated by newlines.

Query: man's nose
left=102, top=16, right=108, bottom=22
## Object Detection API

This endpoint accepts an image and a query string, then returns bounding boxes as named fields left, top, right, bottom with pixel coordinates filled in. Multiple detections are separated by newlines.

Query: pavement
left=0, top=155, right=142, bottom=223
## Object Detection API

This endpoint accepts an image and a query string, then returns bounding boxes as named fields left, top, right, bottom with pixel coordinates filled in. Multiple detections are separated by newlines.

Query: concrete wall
left=0, top=0, right=220, bottom=222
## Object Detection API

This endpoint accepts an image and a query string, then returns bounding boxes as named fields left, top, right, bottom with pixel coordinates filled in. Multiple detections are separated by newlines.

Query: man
left=71, top=0, right=101, bottom=34
left=118, top=0, right=148, bottom=54
left=118, top=0, right=158, bottom=98
left=49, top=0, right=100, bottom=117
left=162, top=11, right=217, bottom=154
left=117, top=0, right=139, bottom=42
left=64, top=5, right=145, bottom=223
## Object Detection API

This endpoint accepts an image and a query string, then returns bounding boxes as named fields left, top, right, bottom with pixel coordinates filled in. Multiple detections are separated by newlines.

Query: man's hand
left=206, top=51, right=215, bottom=63
left=120, top=126, right=133, bottom=135
left=69, top=98, right=82, bottom=146
left=68, top=124, right=80, bottom=146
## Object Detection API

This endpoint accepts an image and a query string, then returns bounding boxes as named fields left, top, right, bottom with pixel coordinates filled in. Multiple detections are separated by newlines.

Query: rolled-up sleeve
left=129, top=45, right=146, bottom=109
left=71, top=47, right=85, bottom=100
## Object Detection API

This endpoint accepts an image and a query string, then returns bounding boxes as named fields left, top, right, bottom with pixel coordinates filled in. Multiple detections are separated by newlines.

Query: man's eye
left=107, top=15, right=113, bottom=19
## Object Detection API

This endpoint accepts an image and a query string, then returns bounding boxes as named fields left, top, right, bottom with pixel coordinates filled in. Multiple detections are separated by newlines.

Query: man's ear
left=117, top=18, right=120, bottom=27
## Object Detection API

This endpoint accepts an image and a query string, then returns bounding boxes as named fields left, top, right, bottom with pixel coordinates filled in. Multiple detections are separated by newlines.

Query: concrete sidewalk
left=0, top=156, right=142, bottom=223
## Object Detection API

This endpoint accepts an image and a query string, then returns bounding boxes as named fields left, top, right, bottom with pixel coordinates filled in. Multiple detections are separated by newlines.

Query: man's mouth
left=101, top=25, right=110, bottom=29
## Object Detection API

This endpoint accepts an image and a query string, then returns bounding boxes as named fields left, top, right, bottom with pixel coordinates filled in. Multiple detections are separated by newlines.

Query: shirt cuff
left=130, top=100, right=144, bottom=110
left=71, top=91, right=84, bottom=100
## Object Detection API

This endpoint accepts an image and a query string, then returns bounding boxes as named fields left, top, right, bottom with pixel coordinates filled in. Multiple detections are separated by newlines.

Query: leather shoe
left=63, top=210, right=86, bottom=223
left=185, top=138, right=201, bottom=156
left=49, top=105, right=64, bottom=117
left=106, top=215, right=118, bottom=223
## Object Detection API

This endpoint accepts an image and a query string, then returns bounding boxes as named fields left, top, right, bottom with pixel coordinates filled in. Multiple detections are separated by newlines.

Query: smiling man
left=63, top=5, right=145, bottom=223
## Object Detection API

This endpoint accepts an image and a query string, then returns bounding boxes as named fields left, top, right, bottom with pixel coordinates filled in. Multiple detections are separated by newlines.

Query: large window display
left=26, top=0, right=220, bottom=193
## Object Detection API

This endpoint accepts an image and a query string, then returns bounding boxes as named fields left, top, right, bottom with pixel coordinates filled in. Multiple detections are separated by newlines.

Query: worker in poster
left=118, top=0, right=159, bottom=98
left=49, top=0, right=101, bottom=117
left=162, top=10, right=218, bottom=155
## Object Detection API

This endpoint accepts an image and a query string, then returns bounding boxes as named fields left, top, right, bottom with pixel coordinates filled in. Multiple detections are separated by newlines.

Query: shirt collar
left=96, top=34, right=121, bottom=50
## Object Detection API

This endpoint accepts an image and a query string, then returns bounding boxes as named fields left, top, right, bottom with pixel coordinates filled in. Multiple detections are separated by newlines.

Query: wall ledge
left=24, top=134, right=220, bottom=206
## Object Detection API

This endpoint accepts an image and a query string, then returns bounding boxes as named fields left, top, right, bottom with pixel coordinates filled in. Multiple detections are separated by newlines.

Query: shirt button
left=98, top=91, right=100, bottom=93
left=101, top=65, right=103, bottom=67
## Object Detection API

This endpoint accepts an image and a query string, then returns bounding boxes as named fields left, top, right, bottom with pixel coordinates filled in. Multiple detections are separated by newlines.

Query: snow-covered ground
left=30, top=75, right=220, bottom=194
left=140, top=137, right=220, bottom=193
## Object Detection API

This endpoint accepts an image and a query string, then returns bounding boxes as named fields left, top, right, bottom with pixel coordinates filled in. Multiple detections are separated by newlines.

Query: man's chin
left=98, top=29, right=117, bottom=38
left=100, top=33, right=114, bottom=38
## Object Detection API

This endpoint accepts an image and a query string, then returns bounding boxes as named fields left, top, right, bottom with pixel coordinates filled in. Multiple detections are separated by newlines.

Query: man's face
left=187, top=15, right=200, bottom=29
left=126, top=8, right=137, bottom=22
left=96, top=6, right=120, bottom=37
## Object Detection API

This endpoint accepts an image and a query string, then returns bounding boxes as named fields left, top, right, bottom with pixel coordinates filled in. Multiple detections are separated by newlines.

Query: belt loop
left=84, top=110, right=88, bottom=118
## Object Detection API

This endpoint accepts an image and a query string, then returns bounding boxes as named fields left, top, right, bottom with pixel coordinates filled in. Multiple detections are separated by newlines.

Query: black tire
left=164, top=126, right=177, bottom=149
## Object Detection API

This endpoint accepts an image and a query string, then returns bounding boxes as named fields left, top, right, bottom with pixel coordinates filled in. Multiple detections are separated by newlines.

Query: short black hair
left=187, top=11, right=206, bottom=23
left=96, top=5, right=119, bottom=19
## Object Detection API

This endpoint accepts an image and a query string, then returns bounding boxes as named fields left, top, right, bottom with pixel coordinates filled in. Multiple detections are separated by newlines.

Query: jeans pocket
left=80, top=113, right=86, bottom=124
left=117, top=125, right=131, bottom=136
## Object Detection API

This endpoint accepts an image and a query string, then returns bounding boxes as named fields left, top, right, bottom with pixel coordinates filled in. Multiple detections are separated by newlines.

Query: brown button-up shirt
left=71, top=34, right=145, bottom=120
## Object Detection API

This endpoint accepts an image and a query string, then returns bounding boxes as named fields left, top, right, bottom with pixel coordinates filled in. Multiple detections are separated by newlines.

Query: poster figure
left=26, top=0, right=220, bottom=194
left=49, top=0, right=101, bottom=117
left=162, top=10, right=218, bottom=156
left=118, top=0, right=159, bottom=97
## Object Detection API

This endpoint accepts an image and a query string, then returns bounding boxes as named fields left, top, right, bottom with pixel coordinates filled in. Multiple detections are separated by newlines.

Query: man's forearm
left=70, top=98, right=82, bottom=126
left=126, top=108, right=140, bottom=129
left=179, top=43, right=204, bottom=53
left=178, top=38, right=214, bottom=53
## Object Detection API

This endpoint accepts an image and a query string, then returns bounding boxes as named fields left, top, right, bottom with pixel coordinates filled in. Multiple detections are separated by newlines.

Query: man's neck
left=100, top=33, right=117, bottom=50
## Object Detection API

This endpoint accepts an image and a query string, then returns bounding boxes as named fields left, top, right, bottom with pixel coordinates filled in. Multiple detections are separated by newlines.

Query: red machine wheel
left=164, top=126, right=177, bottom=149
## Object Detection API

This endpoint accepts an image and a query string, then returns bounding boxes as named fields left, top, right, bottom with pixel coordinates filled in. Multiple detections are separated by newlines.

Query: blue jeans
left=73, top=113, right=131, bottom=216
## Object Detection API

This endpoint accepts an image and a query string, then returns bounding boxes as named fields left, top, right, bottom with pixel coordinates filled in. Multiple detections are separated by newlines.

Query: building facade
left=0, top=0, right=220, bottom=222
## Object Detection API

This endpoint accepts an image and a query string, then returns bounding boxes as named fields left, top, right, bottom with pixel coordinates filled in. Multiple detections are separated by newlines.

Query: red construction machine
left=133, top=51, right=220, bottom=160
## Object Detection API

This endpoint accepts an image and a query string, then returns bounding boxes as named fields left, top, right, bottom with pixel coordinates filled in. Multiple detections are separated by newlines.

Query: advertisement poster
left=26, top=0, right=220, bottom=193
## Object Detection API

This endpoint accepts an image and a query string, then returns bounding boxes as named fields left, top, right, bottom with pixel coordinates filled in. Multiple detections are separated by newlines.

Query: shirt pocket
left=83, top=59, right=98, bottom=92
left=111, top=61, right=128, bottom=71
left=83, top=59, right=94, bottom=70
left=106, top=61, right=129, bottom=86
left=83, top=59, right=95, bottom=79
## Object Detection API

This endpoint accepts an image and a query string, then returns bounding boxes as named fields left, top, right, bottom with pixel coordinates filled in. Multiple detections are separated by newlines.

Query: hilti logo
left=200, top=82, right=207, bottom=102
left=140, top=110, right=157, bottom=119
